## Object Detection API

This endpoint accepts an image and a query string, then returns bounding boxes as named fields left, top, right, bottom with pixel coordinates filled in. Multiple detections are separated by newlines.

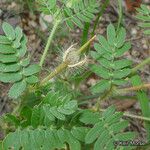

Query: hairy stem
left=132, top=57, right=150, bottom=74
left=41, top=61, right=69, bottom=85
left=39, top=20, right=60, bottom=67
left=40, top=36, right=96, bottom=86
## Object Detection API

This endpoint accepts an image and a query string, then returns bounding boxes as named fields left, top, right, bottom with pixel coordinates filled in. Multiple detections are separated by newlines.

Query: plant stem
left=39, top=20, right=60, bottom=67
left=118, top=83, right=150, bottom=92
left=92, top=0, right=110, bottom=36
left=132, top=57, right=150, bottom=74
left=100, top=109, right=150, bottom=122
left=131, top=75, right=150, bottom=141
left=78, top=35, right=96, bottom=54
left=41, top=61, right=69, bottom=85
left=117, top=0, right=123, bottom=32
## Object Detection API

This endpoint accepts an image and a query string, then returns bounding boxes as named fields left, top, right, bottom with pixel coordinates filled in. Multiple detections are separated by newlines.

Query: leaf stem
left=117, top=0, right=123, bottom=32
left=39, top=20, right=60, bottom=67
left=100, top=109, right=150, bottom=122
left=131, top=75, right=150, bottom=141
left=92, top=0, right=110, bottom=36
left=132, top=57, right=150, bottom=74
left=118, top=83, right=150, bottom=92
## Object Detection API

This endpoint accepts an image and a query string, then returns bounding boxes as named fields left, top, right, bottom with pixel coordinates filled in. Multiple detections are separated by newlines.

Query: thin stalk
left=100, top=109, right=150, bottom=122
left=117, top=0, right=123, bottom=32
left=96, top=86, right=113, bottom=111
left=92, top=0, right=110, bottom=36
left=39, top=20, right=60, bottom=67
left=132, top=57, right=150, bottom=74
left=118, top=83, right=150, bottom=92
left=131, top=75, right=150, bottom=141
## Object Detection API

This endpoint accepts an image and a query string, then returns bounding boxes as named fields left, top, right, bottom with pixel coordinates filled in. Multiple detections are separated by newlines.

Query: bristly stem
left=40, top=61, right=69, bottom=85
left=39, top=20, right=60, bottom=67
left=132, top=57, right=150, bottom=74
left=40, top=36, right=96, bottom=86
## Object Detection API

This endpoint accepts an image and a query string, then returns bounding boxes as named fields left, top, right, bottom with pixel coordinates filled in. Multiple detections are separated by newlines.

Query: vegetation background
left=0, top=0, right=149, bottom=149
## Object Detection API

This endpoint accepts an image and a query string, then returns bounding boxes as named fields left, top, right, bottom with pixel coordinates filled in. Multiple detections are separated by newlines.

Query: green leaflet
left=98, top=35, right=111, bottom=52
left=107, top=24, right=116, bottom=46
left=0, top=35, right=11, bottom=44
left=25, top=76, right=39, bottom=84
left=8, top=80, right=27, bottom=99
left=0, top=72, right=22, bottom=83
left=90, top=65, right=110, bottom=79
left=115, top=27, right=126, bottom=48
left=13, top=27, right=23, bottom=48
left=79, top=110, right=100, bottom=125
left=4, top=114, right=20, bottom=127
left=23, top=64, right=41, bottom=76
left=49, top=107, right=66, bottom=121
left=113, top=59, right=132, bottom=70
left=0, top=63, right=20, bottom=72
left=71, top=127, right=88, bottom=142
left=113, top=68, right=131, bottom=79
left=90, top=79, right=111, bottom=94
left=2, top=22, right=16, bottom=41
left=90, top=24, right=132, bottom=94
left=0, top=54, right=18, bottom=63
left=20, top=58, right=30, bottom=67
left=0, top=44, right=16, bottom=54
left=115, top=42, right=131, bottom=57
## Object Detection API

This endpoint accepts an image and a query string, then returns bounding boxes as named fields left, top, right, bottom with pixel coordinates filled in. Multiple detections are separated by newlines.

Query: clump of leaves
left=0, top=23, right=40, bottom=98
left=36, top=0, right=99, bottom=29
left=136, top=4, right=150, bottom=35
left=1, top=91, right=135, bottom=150
left=90, top=24, right=132, bottom=94
left=1, top=1, right=150, bottom=150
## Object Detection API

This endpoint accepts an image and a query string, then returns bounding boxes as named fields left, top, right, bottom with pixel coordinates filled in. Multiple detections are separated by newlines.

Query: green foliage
left=0, top=90, right=135, bottom=150
left=31, top=91, right=78, bottom=127
left=0, top=22, right=40, bottom=99
left=85, top=106, right=136, bottom=150
left=136, top=4, right=150, bottom=35
left=90, top=24, right=132, bottom=94
left=2, top=128, right=81, bottom=150
left=36, top=0, right=99, bottom=29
